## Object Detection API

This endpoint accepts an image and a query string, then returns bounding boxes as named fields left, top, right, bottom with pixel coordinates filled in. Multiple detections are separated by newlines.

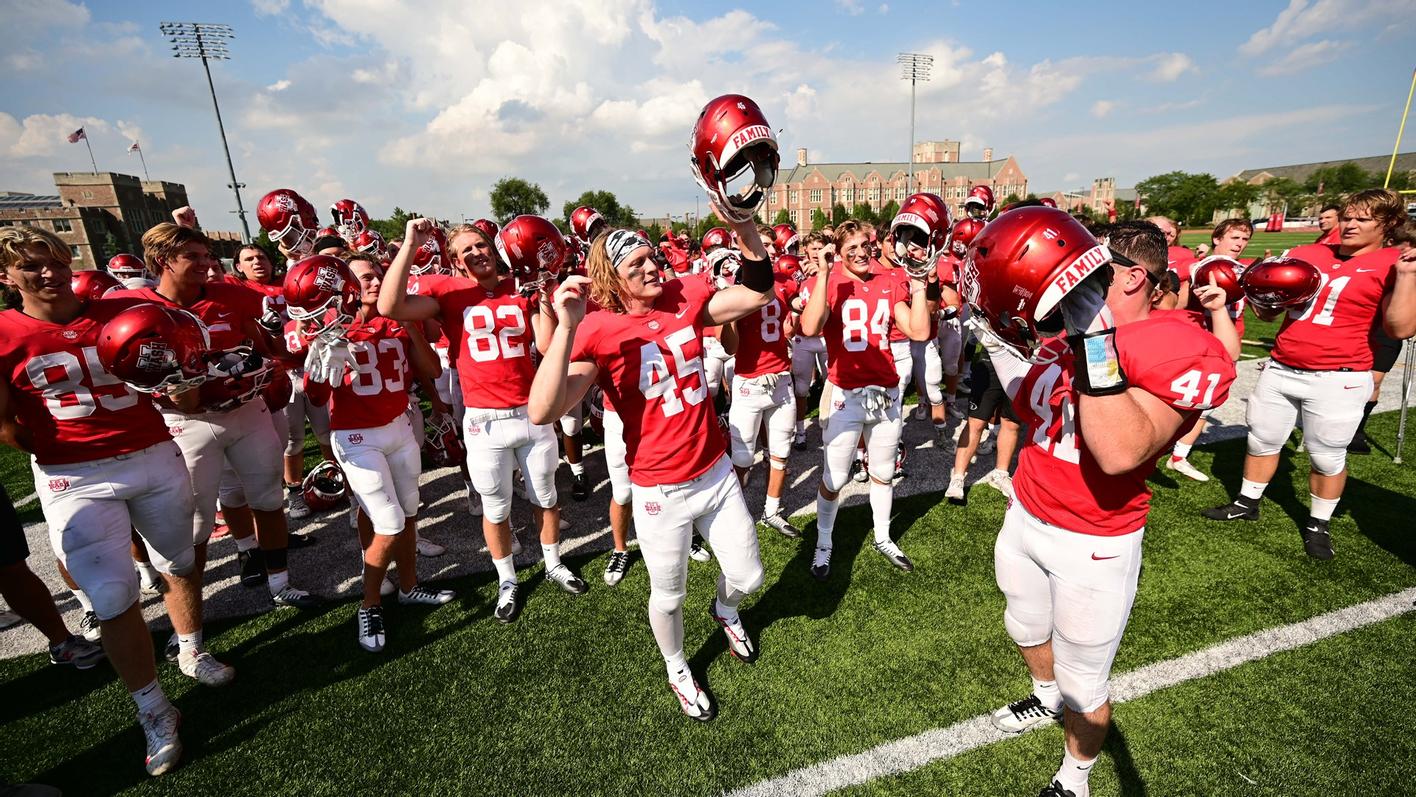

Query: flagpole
left=1384, top=67, right=1415, bottom=189
left=83, top=135, right=99, bottom=174
left=132, top=143, right=150, bottom=181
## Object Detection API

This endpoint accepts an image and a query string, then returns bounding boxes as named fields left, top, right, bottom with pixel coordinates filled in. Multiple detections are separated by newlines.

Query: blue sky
left=1, top=0, right=1412, bottom=231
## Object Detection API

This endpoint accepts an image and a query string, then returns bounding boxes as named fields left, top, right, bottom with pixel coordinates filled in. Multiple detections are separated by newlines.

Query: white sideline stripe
left=727, top=586, right=1416, bottom=797
left=14, top=492, right=37, bottom=508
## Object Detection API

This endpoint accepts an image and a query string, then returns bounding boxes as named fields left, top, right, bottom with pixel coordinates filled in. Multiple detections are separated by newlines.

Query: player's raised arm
left=529, top=276, right=598, bottom=425
left=376, top=218, right=441, bottom=321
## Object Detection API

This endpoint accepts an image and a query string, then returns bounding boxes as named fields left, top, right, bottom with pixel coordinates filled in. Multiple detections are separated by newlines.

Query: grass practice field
left=2, top=411, right=1413, bottom=796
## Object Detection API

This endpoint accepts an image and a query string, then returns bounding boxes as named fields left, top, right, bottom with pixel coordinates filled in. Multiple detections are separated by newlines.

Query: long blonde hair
left=446, top=223, right=499, bottom=278
left=0, top=225, right=70, bottom=273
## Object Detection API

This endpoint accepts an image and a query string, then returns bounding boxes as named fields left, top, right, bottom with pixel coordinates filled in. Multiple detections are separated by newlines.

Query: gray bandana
left=607, top=229, right=650, bottom=270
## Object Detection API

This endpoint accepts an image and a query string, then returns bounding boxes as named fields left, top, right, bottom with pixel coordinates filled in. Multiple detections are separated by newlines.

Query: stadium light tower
left=898, top=52, right=934, bottom=194
left=160, top=21, right=251, bottom=242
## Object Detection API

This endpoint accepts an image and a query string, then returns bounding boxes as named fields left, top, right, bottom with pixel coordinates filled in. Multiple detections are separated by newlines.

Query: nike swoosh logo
left=1224, top=512, right=1248, bottom=519
left=1344, top=385, right=1363, bottom=390
left=675, top=309, right=688, bottom=319
left=1355, top=268, right=1376, bottom=273
left=1091, top=553, right=1119, bottom=560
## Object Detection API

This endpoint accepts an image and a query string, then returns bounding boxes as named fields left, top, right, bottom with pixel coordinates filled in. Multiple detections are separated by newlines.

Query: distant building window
left=810, top=189, right=822, bottom=203
left=896, top=187, right=907, bottom=200
left=82, top=191, right=93, bottom=198
left=842, top=189, right=854, bottom=203
left=770, top=192, right=778, bottom=205
left=69, top=245, right=80, bottom=260
left=53, top=218, right=73, bottom=232
left=868, top=188, right=880, bottom=203
left=789, top=191, right=799, bottom=204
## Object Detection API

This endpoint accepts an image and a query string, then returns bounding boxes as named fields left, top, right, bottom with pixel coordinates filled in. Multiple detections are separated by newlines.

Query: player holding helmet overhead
left=529, top=94, right=781, bottom=722
left=1203, top=189, right=1416, bottom=559
left=378, top=215, right=587, bottom=625
left=961, top=211, right=1235, bottom=797
left=295, top=253, right=453, bottom=652
left=0, top=226, right=213, bottom=775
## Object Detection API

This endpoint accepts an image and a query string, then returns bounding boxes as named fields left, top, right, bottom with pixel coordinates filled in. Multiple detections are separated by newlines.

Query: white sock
left=869, top=481, right=893, bottom=545
left=1309, top=493, right=1339, bottom=521
left=712, top=596, right=740, bottom=625
left=72, top=588, right=93, bottom=614
left=1239, top=479, right=1268, bottom=500
left=815, top=494, right=840, bottom=550
left=1032, top=677, right=1063, bottom=710
left=493, top=554, right=516, bottom=584
left=267, top=570, right=290, bottom=595
left=137, top=562, right=160, bottom=580
left=177, top=630, right=202, bottom=656
left=131, top=679, right=172, bottom=716
left=541, top=543, right=562, bottom=572
left=234, top=535, right=259, bottom=552
left=1172, top=441, right=1193, bottom=459
left=1055, top=747, right=1096, bottom=794
left=664, top=650, right=688, bottom=677
left=763, top=495, right=781, bottom=518
left=569, top=461, right=585, bottom=478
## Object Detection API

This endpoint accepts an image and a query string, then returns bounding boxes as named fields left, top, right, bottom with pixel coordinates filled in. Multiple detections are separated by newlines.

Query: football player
left=0, top=226, right=207, bottom=775
left=378, top=218, right=587, bottom=624
left=1315, top=203, right=1342, bottom=245
left=796, top=218, right=936, bottom=580
left=297, top=253, right=454, bottom=652
left=790, top=232, right=830, bottom=449
left=965, top=214, right=1235, bottom=797
left=1203, top=189, right=1416, bottom=558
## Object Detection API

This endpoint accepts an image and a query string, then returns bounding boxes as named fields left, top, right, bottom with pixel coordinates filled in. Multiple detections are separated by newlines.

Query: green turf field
left=2, top=412, right=1413, bottom=796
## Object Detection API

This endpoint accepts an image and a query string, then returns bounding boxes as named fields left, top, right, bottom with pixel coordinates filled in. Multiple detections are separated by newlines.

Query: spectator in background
left=1316, top=203, right=1342, bottom=245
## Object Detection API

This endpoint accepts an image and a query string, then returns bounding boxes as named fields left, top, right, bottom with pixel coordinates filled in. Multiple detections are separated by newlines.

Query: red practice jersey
left=1272, top=243, right=1399, bottom=371
left=111, top=282, right=263, bottom=352
left=0, top=299, right=170, bottom=465
left=312, top=315, right=413, bottom=430
left=1011, top=312, right=1235, bottom=536
left=822, top=262, right=910, bottom=389
left=238, top=278, right=285, bottom=318
left=733, top=274, right=798, bottom=379
left=571, top=277, right=719, bottom=486
left=1167, top=246, right=1196, bottom=283
left=422, top=276, right=537, bottom=409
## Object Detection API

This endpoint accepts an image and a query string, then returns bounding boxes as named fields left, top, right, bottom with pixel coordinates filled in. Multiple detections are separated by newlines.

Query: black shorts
left=968, top=360, right=1018, bottom=423
left=0, top=483, right=28, bottom=567
left=1372, top=336, right=1403, bottom=374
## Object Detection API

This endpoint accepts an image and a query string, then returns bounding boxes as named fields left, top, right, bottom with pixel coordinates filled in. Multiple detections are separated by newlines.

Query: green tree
left=1134, top=171, right=1221, bottom=226
left=489, top=177, right=549, bottom=223
left=878, top=199, right=900, bottom=223
left=1214, top=181, right=1261, bottom=218
left=1000, top=193, right=1022, bottom=208
left=1257, top=177, right=1307, bottom=216
left=370, top=206, right=419, bottom=241
left=644, top=223, right=664, bottom=243
left=850, top=203, right=877, bottom=224
left=1303, top=163, right=1376, bottom=197
left=772, top=208, right=791, bottom=225
left=810, top=208, right=830, bottom=230
left=560, top=190, right=639, bottom=229
left=830, top=203, right=849, bottom=226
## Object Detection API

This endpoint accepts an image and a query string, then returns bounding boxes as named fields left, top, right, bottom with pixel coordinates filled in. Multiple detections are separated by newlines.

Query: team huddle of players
left=3, top=93, right=1413, bottom=797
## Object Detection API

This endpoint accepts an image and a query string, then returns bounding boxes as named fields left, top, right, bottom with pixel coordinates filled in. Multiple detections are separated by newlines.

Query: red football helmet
left=688, top=94, right=779, bottom=223
left=772, top=223, right=799, bottom=256
left=950, top=218, right=986, bottom=256
left=495, top=215, right=566, bottom=290
left=71, top=269, right=122, bottom=301
left=472, top=218, right=500, bottom=240
left=410, top=226, right=450, bottom=275
left=302, top=460, right=347, bottom=512
left=774, top=253, right=802, bottom=279
left=701, top=227, right=731, bottom=253
left=283, top=255, right=360, bottom=338
left=351, top=229, right=387, bottom=257
left=195, top=346, right=276, bottom=413
left=963, top=185, right=995, bottom=218
left=891, top=193, right=952, bottom=276
left=424, top=413, right=465, bottom=468
left=569, top=206, right=607, bottom=246
left=262, top=365, right=293, bottom=412
left=1187, top=256, right=1245, bottom=311
left=1038, top=197, right=1059, bottom=209
left=1240, top=257, right=1321, bottom=311
left=105, top=253, right=146, bottom=279
left=97, top=303, right=211, bottom=394
left=256, top=189, right=320, bottom=256
left=959, top=206, right=1111, bottom=359
left=315, top=226, right=341, bottom=242
left=329, top=199, right=370, bottom=242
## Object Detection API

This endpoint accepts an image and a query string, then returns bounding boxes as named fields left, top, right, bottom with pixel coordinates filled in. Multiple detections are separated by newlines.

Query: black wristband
left=737, top=253, right=774, bottom=293
left=925, top=280, right=942, bottom=302
left=1069, top=329, right=1129, bottom=396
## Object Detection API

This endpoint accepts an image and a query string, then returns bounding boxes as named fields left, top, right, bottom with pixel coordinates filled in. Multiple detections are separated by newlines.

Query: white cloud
left=836, top=0, right=865, bottom=14
left=1149, top=53, right=1196, bottom=82
left=266, top=79, right=291, bottom=92
left=1091, top=100, right=1117, bottom=118
left=251, top=0, right=291, bottom=15
left=1257, top=39, right=1349, bottom=76
left=0, top=113, right=111, bottom=158
left=1240, top=0, right=1416, bottom=55
left=6, top=50, right=41, bottom=71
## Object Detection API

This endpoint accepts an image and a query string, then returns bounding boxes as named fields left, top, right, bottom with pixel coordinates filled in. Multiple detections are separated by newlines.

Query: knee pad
left=648, top=587, right=686, bottom=617
left=159, top=547, right=197, bottom=578
left=284, top=422, right=307, bottom=456
left=732, top=564, right=765, bottom=596
left=1003, top=607, right=1052, bottom=649
left=867, top=460, right=895, bottom=483
left=218, top=482, right=248, bottom=510
left=729, top=445, right=754, bottom=470
left=1309, top=449, right=1347, bottom=476
left=90, top=578, right=140, bottom=621
left=612, top=483, right=632, bottom=506
left=247, top=478, right=286, bottom=513
left=1055, top=667, right=1110, bottom=714
left=481, top=490, right=512, bottom=524
left=1245, top=432, right=1285, bottom=458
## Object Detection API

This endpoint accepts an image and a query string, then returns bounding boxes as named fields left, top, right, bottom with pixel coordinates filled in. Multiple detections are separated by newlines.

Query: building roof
left=0, top=192, right=62, bottom=211
left=1232, top=151, right=1416, bottom=184
left=780, top=159, right=1011, bottom=183
left=1114, top=188, right=1139, bottom=202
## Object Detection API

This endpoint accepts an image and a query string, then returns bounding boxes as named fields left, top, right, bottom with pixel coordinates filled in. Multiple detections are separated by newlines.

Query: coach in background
left=1204, top=189, right=1416, bottom=558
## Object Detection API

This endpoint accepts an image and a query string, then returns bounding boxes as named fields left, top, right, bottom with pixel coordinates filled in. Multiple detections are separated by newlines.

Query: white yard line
left=728, top=586, right=1416, bottom=797
left=13, top=492, right=37, bottom=508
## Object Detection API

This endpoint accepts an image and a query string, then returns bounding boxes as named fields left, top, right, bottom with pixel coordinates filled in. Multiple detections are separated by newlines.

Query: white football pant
left=1246, top=362, right=1373, bottom=476
left=728, top=371, right=796, bottom=469
left=333, top=414, right=421, bottom=535
left=164, top=400, right=286, bottom=544
left=464, top=405, right=558, bottom=523
left=819, top=381, right=902, bottom=491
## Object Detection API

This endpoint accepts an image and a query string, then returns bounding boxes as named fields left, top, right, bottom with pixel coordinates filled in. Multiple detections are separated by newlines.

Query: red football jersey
left=0, top=300, right=170, bottom=465
left=1011, top=312, right=1235, bottom=536
left=422, top=276, right=537, bottom=409
left=111, top=282, right=263, bottom=351
left=238, top=278, right=285, bottom=318
left=734, top=274, right=798, bottom=379
left=314, top=315, right=413, bottom=430
left=406, top=272, right=454, bottom=356
left=1271, top=243, right=1399, bottom=371
left=1316, top=227, right=1341, bottom=245
left=571, top=277, right=719, bottom=486
left=822, top=263, right=910, bottom=389
left=1167, top=246, right=1196, bottom=283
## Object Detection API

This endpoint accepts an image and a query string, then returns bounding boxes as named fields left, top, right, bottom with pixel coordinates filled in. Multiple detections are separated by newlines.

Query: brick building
left=766, top=141, right=1028, bottom=228
left=0, top=172, right=243, bottom=269
left=1039, top=177, right=1140, bottom=216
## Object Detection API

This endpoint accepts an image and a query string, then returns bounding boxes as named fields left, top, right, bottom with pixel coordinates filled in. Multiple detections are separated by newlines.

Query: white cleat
left=688, top=537, right=712, bottom=563
left=669, top=668, right=717, bottom=722
left=546, top=564, right=589, bottom=595
left=980, top=468, right=1014, bottom=498
left=709, top=600, right=758, bottom=664
left=177, top=650, right=235, bottom=687
left=356, top=606, right=385, bottom=653
left=140, top=705, right=183, bottom=776
left=415, top=534, right=447, bottom=557
left=1166, top=456, right=1210, bottom=482
left=990, top=693, right=1063, bottom=734
left=603, top=550, right=632, bottom=586
left=398, top=584, right=456, bottom=605
left=945, top=473, right=966, bottom=503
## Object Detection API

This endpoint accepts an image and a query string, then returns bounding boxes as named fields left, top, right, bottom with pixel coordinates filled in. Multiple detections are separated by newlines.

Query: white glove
left=304, top=337, right=354, bottom=385
left=1059, top=270, right=1114, bottom=337
left=860, top=386, right=893, bottom=417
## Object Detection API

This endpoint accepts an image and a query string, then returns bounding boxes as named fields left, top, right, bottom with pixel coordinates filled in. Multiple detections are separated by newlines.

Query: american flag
left=128, top=141, right=141, bottom=153
left=66, top=127, right=86, bottom=144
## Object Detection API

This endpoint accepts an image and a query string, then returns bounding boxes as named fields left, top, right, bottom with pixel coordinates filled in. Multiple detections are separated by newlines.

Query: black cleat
left=494, top=580, right=522, bottom=624
left=1201, top=498, right=1259, bottom=522
left=1301, top=518, right=1335, bottom=560
left=238, top=548, right=267, bottom=587
left=571, top=473, right=588, bottom=501
left=1039, top=781, right=1076, bottom=797
left=810, top=546, right=832, bottom=581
